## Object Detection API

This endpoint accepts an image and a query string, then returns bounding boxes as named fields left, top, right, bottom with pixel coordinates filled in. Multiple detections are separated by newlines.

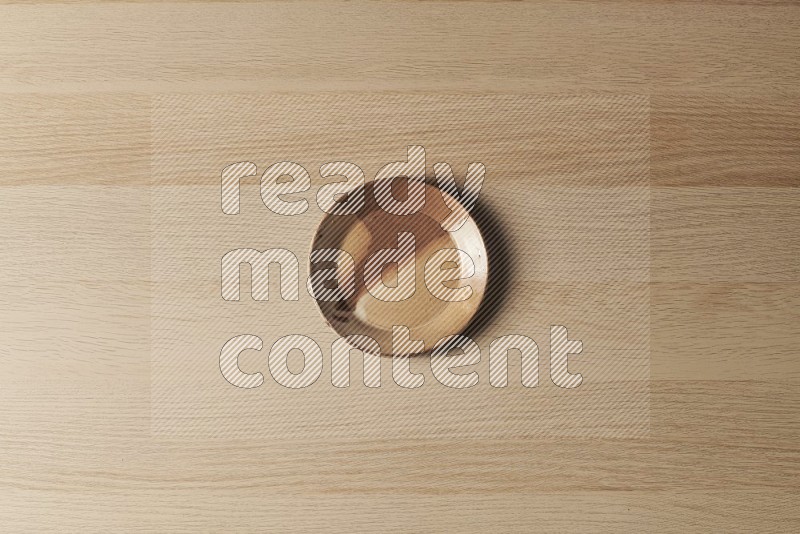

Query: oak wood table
left=1, top=2, right=798, bottom=532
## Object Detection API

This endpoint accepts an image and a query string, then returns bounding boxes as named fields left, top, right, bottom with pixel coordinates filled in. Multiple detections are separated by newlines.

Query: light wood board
left=0, top=2, right=798, bottom=532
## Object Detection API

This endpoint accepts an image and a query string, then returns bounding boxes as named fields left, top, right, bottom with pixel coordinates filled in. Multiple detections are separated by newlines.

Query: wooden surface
left=1, top=2, right=798, bottom=532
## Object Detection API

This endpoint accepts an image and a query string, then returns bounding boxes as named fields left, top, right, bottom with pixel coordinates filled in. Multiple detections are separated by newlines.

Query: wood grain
left=0, top=3, right=798, bottom=95
left=0, top=1, right=798, bottom=532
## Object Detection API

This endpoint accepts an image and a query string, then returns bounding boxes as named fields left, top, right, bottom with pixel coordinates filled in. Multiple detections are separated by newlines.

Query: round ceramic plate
left=310, top=179, right=488, bottom=356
